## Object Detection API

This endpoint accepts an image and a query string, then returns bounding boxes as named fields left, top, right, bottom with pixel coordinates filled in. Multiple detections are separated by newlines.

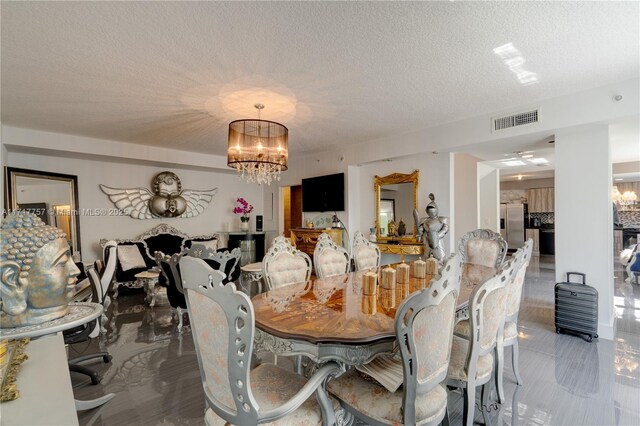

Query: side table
left=240, top=262, right=264, bottom=297
left=134, top=270, right=166, bottom=307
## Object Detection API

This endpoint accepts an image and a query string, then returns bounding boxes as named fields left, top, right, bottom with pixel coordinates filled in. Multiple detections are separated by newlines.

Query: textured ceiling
left=2, top=1, right=638, bottom=156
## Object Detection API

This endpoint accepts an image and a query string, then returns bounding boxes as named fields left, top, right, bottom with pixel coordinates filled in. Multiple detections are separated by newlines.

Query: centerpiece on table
left=233, top=198, right=254, bottom=231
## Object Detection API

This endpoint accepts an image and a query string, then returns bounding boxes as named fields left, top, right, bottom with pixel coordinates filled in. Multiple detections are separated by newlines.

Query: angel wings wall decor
left=100, top=171, right=217, bottom=219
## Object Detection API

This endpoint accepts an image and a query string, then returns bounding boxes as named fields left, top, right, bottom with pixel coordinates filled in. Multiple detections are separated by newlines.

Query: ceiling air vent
left=493, top=109, right=539, bottom=132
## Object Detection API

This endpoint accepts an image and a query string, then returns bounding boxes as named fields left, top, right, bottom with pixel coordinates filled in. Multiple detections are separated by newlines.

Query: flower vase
left=240, top=218, right=249, bottom=231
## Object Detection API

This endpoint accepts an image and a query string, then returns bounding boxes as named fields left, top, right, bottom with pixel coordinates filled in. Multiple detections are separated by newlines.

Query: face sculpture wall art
left=1, top=212, right=81, bottom=328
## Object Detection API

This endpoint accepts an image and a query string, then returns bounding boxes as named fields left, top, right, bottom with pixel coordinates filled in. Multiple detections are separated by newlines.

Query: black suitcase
left=555, top=272, right=598, bottom=342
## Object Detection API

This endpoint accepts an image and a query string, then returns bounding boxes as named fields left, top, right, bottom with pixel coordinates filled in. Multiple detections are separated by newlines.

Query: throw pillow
left=196, top=239, right=218, bottom=252
left=118, top=244, right=147, bottom=271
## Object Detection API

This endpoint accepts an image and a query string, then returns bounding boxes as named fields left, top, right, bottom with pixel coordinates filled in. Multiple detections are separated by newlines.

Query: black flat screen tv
left=302, top=173, right=345, bottom=212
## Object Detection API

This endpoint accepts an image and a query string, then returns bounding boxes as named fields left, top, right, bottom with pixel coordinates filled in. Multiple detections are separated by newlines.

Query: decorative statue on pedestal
left=414, top=193, right=450, bottom=262
left=0, top=212, right=80, bottom=328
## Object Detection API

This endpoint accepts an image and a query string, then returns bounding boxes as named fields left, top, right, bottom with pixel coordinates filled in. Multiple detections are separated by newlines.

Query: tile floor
left=74, top=255, right=640, bottom=425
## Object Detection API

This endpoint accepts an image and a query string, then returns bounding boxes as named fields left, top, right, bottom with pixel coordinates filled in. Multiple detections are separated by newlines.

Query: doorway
left=283, top=185, right=302, bottom=237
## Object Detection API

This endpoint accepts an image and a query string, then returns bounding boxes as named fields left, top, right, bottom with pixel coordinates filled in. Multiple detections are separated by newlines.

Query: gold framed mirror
left=4, top=167, right=82, bottom=257
left=374, top=170, right=419, bottom=242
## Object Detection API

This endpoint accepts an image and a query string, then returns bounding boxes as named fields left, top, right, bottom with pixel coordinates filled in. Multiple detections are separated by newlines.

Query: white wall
left=7, top=151, right=264, bottom=261
left=478, top=164, right=500, bottom=231
left=555, top=124, right=614, bottom=339
left=357, top=153, right=452, bottom=254
left=452, top=153, right=480, bottom=245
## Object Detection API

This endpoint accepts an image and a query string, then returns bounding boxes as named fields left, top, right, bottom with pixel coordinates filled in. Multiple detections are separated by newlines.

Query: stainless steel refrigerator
left=500, top=203, right=525, bottom=249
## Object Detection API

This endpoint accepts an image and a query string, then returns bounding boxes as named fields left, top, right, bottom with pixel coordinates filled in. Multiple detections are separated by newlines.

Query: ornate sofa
left=100, top=224, right=221, bottom=291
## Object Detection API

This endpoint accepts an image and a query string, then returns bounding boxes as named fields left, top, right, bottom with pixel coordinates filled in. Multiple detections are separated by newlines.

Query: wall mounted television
left=302, top=173, right=345, bottom=212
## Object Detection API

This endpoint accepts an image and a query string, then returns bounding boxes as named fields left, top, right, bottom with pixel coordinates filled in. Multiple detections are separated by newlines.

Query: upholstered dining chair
left=314, top=233, right=350, bottom=279
left=352, top=231, right=381, bottom=271
left=454, top=240, right=532, bottom=398
left=263, top=236, right=312, bottom=290
left=458, top=229, right=508, bottom=269
left=446, top=259, right=514, bottom=426
left=180, top=256, right=342, bottom=426
left=327, top=254, right=462, bottom=426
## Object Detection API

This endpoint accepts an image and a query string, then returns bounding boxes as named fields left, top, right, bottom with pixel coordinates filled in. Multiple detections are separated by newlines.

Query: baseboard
left=598, top=318, right=615, bottom=340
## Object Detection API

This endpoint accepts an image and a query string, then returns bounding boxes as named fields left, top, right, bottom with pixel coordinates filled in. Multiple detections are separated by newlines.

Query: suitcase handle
left=566, top=272, right=586, bottom=284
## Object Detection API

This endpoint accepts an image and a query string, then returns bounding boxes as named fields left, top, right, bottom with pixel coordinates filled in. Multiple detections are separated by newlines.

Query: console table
left=290, top=228, right=343, bottom=259
left=375, top=241, right=424, bottom=262
left=0, top=333, right=78, bottom=425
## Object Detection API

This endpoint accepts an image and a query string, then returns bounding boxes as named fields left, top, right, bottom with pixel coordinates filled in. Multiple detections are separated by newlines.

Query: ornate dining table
left=252, top=262, right=493, bottom=367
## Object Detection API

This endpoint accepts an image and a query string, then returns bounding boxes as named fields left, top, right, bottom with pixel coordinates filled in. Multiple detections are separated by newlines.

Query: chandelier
left=227, top=104, right=288, bottom=185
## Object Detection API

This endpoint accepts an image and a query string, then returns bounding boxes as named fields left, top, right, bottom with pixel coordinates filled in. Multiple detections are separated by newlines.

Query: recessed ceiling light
left=615, top=178, right=623, bottom=181
left=502, top=160, right=526, bottom=167
left=517, top=175, right=523, bottom=180
left=529, top=158, right=548, bottom=165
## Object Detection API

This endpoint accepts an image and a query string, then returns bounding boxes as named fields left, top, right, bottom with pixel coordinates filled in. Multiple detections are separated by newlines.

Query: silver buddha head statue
left=1, top=212, right=80, bottom=328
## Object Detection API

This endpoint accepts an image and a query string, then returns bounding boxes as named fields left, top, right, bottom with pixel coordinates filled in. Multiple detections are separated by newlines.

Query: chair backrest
left=263, top=236, right=312, bottom=290
left=458, top=229, right=507, bottom=269
left=396, top=253, right=462, bottom=424
left=101, top=240, right=118, bottom=297
left=505, top=239, right=533, bottom=320
left=467, top=258, right=515, bottom=369
left=183, top=244, right=242, bottom=285
left=94, top=259, right=105, bottom=276
left=351, top=231, right=381, bottom=271
left=155, top=251, right=187, bottom=309
left=180, top=256, right=259, bottom=425
left=313, top=233, right=350, bottom=279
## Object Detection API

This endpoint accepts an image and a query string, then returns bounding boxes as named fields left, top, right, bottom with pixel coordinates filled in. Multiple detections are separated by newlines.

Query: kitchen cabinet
left=528, top=188, right=554, bottom=213
left=525, top=228, right=540, bottom=256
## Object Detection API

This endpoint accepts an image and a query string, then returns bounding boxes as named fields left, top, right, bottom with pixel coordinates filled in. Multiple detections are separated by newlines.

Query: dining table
left=251, top=261, right=494, bottom=367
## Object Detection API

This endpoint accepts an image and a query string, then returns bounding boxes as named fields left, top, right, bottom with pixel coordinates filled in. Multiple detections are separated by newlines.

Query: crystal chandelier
left=227, top=104, right=288, bottom=185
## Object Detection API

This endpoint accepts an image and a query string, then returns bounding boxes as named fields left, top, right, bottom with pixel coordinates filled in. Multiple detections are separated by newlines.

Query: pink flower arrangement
left=233, top=197, right=253, bottom=222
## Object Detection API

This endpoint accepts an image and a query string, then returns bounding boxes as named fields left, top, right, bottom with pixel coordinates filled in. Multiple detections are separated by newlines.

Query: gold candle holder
left=426, top=257, right=439, bottom=276
left=380, top=288, right=396, bottom=309
left=381, top=266, right=396, bottom=290
left=413, top=258, right=427, bottom=278
left=396, top=262, right=410, bottom=284
left=397, top=282, right=410, bottom=300
left=363, top=272, right=378, bottom=295
left=361, top=295, right=377, bottom=315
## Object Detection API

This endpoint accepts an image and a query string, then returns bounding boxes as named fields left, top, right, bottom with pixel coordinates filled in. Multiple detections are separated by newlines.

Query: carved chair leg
left=463, top=384, right=475, bottom=426
left=512, top=340, right=523, bottom=385
left=495, top=345, right=505, bottom=404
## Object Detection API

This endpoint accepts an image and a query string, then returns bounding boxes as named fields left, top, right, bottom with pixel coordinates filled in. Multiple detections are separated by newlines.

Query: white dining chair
left=180, top=256, right=341, bottom=425
left=327, top=254, right=462, bottom=425
left=313, top=233, right=350, bottom=279
left=352, top=231, right=381, bottom=271
left=263, top=236, right=312, bottom=290
left=447, top=259, right=514, bottom=426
